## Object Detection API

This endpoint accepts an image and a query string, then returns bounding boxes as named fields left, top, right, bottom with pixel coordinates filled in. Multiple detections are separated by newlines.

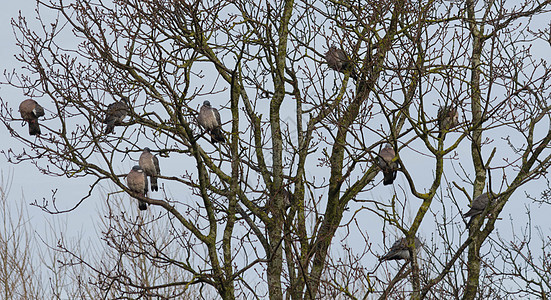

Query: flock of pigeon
left=324, top=46, right=496, bottom=262
left=18, top=98, right=224, bottom=211
left=15, top=48, right=494, bottom=262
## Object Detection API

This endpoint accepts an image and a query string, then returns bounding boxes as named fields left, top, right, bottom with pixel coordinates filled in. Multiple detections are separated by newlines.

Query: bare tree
left=47, top=193, right=209, bottom=299
left=0, top=172, right=43, bottom=299
left=2, top=0, right=551, bottom=299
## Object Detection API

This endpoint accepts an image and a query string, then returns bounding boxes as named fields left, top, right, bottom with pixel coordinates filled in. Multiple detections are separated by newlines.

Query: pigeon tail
left=28, top=120, right=41, bottom=136
left=210, top=127, right=225, bottom=143
left=463, top=209, right=480, bottom=219
left=138, top=200, right=148, bottom=211
left=379, top=250, right=405, bottom=261
left=150, top=176, right=158, bottom=192
left=105, top=121, right=115, bottom=134
left=383, top=170, right=397, bottom=185
left=463, top=209, right=482, bottom=228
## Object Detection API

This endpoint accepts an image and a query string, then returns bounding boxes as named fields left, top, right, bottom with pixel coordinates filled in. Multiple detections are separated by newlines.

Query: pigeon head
left=378, top=143, right=396, bottom=162
left=203, top=101, right=211, bottom=107
left=143, top=147, right=151, bottom=152
left=132, top=165, right=143, bottom=172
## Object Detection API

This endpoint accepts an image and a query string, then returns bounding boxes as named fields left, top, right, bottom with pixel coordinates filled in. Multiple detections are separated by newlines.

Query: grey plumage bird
left=139, top=147, right=161, bottom=192
left=19, top=99, right=45, bottom=136
left=377, top=144, right=398, bottom=185
left=464, top=192, right=494, bottom=225
left=103, top=99, right=129, bottom=134
left=324, top=46, right=357, bottom=80
left=198, top=100, right=225, bottom=143
left=127, top=165, right=148, bottom=210
left=380, top=237, right=422, bottom=261
left=437, top=105, right=459, bottom=133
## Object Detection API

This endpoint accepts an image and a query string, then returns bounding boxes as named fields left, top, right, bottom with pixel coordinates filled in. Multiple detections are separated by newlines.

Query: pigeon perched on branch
left=19, top=99, right=45, bottom=136
left=198, top=100, right=225, bottom=143
left=324, top=46, right=357, bottom=80
left=139, top=147, right=161, bottom=192
left=264, top=189, right=293, bottom=212
left=380, top=237, right=422, bottom=261
left=127, top=165, right=148, bottom=211
left=437, top=105, right=459, bottom=133
left=104, top=99, right=129, bottom=134
left=377, top=144, right=398, bottom=185
left=464, top=192, right=495, bottom=225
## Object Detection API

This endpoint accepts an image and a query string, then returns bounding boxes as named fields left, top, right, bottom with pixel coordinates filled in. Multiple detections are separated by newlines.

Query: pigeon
left=103, top=99, right=129, bottom=134
left=464, top=192, right=494, bottom=225
left=380, top=237, right=422, bottom=261
left=19, top=99, right=45, bottom=136
left=139, top=147, right=161, bottom=192
left=437, top=105, right=459, bottom=133
left=324, top=46, right=357, bottom=80
left=265, top=188, right=293, bottom=212
left=127, top=165, right=148, bottom=210
left=198, top=100, right=225, bottom=143
left=377, top=144, right=398, bottom=185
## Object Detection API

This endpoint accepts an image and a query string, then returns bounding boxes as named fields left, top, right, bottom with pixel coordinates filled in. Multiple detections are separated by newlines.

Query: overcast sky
left=0, top=0, right=546, bottom=239
left=0, top=1, right=101, bottom=239
left=1, top=3, right=550, bottom=292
